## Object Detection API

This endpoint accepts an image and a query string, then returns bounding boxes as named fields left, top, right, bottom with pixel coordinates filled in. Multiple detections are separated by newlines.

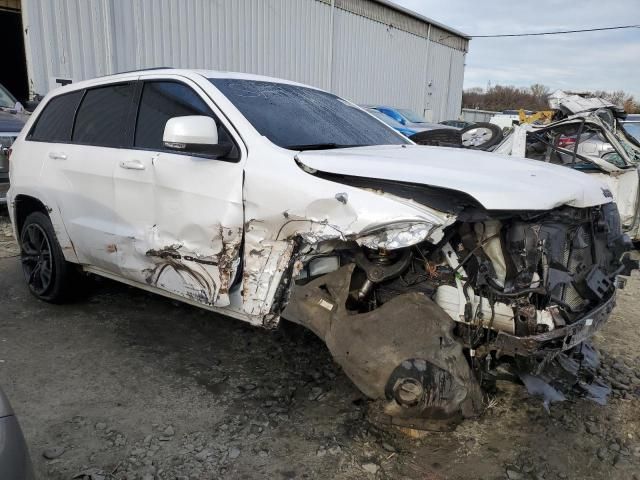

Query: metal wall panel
left=330, top=8, right=428, bottom=110
left=109, top=0, right=332, bottom=87
left=22, top=0, right=115, bottom=94
left=21, top=0, right=465, bottom=121
left=423, top=42, right=465, bottom=121
left=23, top=0, right=332, bottom=95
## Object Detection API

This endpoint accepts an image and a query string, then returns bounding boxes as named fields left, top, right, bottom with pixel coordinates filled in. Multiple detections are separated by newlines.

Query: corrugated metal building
left=2, top=0, right=469, bottom=121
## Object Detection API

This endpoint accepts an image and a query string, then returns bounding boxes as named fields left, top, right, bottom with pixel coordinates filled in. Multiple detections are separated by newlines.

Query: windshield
left=0, top=84, right=17, bottom=109
left=622, top=122, right=640, bottom=143
left=366, top=109, right=406, bottom=129
left=396, top=108, right=426, bottom=123
left=209, top=79, right=408, bottom=150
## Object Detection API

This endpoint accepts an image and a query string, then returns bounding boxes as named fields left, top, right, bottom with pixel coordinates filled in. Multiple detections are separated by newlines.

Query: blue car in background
left=364, top=104, right=503, bottom=150
left=368, top=105, right=454, bottom=131
left=363, top=107, right=418, bottom=137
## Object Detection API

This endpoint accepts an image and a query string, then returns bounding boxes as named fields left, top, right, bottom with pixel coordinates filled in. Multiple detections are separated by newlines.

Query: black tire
left=459, top=122, right=503, bottom=150
left=19, top=211, right=79, bottom=303
left=409, top=128, right=462, bottom=147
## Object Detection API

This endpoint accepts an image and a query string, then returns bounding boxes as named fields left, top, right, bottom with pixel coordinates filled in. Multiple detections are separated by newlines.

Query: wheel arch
left=12, top=193, right=79, bottom=263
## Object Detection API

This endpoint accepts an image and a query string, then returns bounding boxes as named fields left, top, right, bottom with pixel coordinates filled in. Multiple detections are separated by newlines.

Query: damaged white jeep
left=7, top=70, right=636, bottom=427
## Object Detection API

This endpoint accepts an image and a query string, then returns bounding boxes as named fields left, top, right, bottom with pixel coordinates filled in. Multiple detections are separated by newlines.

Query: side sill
left=81, top=265, right=264, bottom=326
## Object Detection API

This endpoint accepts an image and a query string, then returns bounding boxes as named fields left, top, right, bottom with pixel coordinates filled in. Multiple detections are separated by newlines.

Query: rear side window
left=73, top=83, right=136, bottom=147
left=29, top=91, right=82, bottom=142
left=135, top=81, right=217, bottom=150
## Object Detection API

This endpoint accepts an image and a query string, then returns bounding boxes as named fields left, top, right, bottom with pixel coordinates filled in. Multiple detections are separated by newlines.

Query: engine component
left=435, top=285, right=515, bottom=334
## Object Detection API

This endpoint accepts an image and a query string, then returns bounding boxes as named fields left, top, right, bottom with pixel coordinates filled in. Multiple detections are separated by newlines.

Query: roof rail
left=99, top=67, right=174, bottom=77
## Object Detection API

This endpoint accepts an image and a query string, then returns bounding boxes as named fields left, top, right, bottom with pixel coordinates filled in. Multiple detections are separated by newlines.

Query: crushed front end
left=281, top=197, right=635, bottom=428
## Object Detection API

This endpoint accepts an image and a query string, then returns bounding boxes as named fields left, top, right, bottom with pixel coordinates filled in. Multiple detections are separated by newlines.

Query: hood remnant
left=296, top=145, right=613, bottom=210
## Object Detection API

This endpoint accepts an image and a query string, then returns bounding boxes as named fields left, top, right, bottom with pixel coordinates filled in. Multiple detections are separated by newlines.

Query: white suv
left=7, top=69, right=635, bottom=424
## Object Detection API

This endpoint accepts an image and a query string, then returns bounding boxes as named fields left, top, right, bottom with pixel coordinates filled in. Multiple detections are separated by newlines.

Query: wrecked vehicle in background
left=494, top=92, right=640, bottom=242
left=7, top=70, right=636, bottom=428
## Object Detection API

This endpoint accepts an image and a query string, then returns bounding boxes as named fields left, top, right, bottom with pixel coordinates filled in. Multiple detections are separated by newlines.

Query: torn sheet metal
left=548, top=90, right=619, bottom=115
left=142, top=227, right=243, bottom=307
left=116, top=223, right=243, bottom=308
left=241, top=222, right=294, bottom=321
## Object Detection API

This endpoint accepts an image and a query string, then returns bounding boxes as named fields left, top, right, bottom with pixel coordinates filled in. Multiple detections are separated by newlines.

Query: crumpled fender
left=282, top=264, right=483, bottom=422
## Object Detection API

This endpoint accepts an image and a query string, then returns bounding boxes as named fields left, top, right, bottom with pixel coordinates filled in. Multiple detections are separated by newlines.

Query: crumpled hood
left=296, top=145, right=612, bottom=211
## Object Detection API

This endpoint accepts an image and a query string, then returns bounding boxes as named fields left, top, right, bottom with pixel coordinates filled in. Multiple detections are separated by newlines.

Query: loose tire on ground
left=409, top=129, right=462, bottom=147
left=19, top=211, right=79, bottom=303
left=459, top=122, right=503, bottom=150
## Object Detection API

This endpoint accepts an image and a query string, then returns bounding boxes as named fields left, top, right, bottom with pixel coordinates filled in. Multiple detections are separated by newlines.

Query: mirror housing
left=163, top=115, right=232, bottom=157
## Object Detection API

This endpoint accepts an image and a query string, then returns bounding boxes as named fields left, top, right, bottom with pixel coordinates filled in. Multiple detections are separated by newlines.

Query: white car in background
left=6, top=69, right=635, bottom=426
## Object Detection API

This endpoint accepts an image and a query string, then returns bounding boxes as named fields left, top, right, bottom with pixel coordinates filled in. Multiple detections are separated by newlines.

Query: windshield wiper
left=285, top=143, right=367, bottom=151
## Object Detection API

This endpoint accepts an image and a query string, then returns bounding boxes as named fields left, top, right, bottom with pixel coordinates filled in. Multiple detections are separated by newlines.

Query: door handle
left=48, top=152, right=67, bottom=160
left=119, top=159, right=145, bottom=170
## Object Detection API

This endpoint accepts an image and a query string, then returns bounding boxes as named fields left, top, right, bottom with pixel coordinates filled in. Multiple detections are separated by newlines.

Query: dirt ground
left=1, top=213, right=639, bottom=480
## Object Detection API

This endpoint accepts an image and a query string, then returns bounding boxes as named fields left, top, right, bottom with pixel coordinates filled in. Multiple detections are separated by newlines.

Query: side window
left=28, top=91, right=83, bottom=142
left=72, top=83, right=136, bottom=147
left=135, top=81, right=233, bottom=152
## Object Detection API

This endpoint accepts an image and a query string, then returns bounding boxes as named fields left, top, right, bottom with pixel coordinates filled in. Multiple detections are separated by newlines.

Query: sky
left=392, top=0, right=640, bottom=98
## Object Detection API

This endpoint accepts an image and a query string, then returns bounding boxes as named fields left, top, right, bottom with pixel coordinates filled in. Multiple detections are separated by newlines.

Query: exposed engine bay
left=281, top=196, right=634, bottom=428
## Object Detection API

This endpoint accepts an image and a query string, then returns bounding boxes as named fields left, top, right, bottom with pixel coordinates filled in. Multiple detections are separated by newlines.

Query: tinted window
left=209, top=79, right=407, bottom=150
left=135, top=81, right=232, bottom=151
left=29, top=91, right=82, bottom=142
left=73, top=83, right=135, bottom=147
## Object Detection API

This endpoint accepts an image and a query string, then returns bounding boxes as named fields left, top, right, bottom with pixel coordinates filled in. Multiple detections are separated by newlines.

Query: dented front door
left=113, top=78, right=244, bottom=307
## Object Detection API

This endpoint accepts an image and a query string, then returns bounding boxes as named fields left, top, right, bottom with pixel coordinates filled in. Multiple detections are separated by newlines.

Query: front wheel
left=20, top=211, right=78, bottom=302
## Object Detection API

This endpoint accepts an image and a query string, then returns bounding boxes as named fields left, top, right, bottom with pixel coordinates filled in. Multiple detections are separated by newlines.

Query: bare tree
left=530, top=83, right=550, bottom=102
left=463, top=84, right=640, bottom=114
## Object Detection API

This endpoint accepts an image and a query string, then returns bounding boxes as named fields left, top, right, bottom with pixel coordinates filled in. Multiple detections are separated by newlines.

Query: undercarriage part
left=352, top=248, right=412, bottom=283
left=282, top=264, right=484, bottom=423
left=517, top=342, right=611, bottom=410
left=492, top=292, right=615, bottom=356
left=352, top=248, right=412, bottom=301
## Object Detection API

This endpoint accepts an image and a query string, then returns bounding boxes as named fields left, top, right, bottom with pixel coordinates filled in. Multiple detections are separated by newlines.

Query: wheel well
left=14, top=195, right=49, bottom=237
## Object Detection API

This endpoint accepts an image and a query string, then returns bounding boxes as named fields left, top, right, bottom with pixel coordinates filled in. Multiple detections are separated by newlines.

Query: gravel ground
left=1, top=214, right=639, bottom=480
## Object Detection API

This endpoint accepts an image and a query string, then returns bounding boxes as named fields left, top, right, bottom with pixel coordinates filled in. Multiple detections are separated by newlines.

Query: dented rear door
left=113, top=76, right=244, bottom=307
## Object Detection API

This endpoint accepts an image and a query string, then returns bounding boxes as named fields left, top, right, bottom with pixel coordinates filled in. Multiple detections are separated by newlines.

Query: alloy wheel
left=20, top=223, right=54, bottom=295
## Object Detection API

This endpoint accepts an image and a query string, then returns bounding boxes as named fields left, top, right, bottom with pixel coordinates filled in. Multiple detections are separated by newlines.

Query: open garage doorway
left=1, top=1, right=29, bottom=105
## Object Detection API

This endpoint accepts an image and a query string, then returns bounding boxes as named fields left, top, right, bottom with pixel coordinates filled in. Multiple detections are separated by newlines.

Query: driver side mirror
left=163, top=115, right=232, bottom=157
